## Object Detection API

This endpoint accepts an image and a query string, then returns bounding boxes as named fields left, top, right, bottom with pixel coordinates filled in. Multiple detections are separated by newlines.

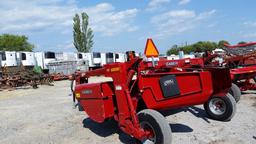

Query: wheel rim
left=140, top=121, right=156, bottom=144
left=209, top=98, right=226, bottom=115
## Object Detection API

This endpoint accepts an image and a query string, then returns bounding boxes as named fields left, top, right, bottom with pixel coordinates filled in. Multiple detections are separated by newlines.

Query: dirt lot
left=0, top=79, right=256, bottom=144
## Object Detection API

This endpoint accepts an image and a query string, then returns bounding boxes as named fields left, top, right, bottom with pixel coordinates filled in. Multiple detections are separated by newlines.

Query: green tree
left=238, top=41, right=246, bottom=44
left=218, top=40, right=229, bottom=48
left=166, top=41, right=219, bottom=55
left=193, top=41, right=204, bottom=52
left=73, top=12, right=94, bottom=52
left=167, top=45, right=179, bottom=55
left=0, top=34, right=34, bottom=51
left=181, top=45, right=195, bottom=54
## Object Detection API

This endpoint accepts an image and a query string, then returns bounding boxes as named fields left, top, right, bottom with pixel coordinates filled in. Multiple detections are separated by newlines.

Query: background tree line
left=0, top=34, right=34, bottom=51
left=166, top=40, right=248, bottom=55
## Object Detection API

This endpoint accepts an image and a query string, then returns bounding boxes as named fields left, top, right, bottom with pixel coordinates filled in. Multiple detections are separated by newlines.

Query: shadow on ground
left=82, top=107, right=206, bottom=143
left=161, top=106, right=210, bottom=123
left=83, top=118, right=136, bottom=144
left=242, top=90, right=256, bottom=94
left=170, top=123, right=193, bottom=133
left=83, top=118, right=194, bottom=143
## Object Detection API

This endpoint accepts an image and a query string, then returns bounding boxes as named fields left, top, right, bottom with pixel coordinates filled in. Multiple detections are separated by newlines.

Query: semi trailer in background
left=92, top=52, right=102, bottom=68
left=35, top=51, right=56, bottom=70
left=105, top=52, right=114, bottom=64
left=100, top=53, right=106, bottom=66
left=76, top=52, right=102, bottom=70
left=0, top=51, right=18, bottom=67
left=115, top=53, right=126, bottom=62
left=76, top=52, right=127, bottom=70
left=16, top=52, right=36, bottom=67
left=0, top=51, right=128, bottom=72
left=55, top=52, right=77, bottom=61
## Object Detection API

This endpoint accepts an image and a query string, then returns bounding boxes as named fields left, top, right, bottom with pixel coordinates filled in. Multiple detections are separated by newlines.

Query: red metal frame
left=230, top=65, right=256, bottom=90
left=73, top=55, right=231, bottom=140
left=75, top=58, right=147, bottom=139
left=224, top=42, right=256, bottom=48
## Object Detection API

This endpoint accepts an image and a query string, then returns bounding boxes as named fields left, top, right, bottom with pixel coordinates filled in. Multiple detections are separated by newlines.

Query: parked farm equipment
left=224, top=43, right=256, bottom=91
left=203, top=42, right=256, bottom=92
left=144, top=56, right=241, bottom=102
left=0, top=65, right=54, bottom=90
left=70, top=39, right=237, bottom=144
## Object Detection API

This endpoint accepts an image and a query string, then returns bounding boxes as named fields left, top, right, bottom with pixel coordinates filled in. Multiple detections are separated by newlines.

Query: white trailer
left=75, top=53, right=90, bottom=71
left=55, top=52, right=76, bottom=61
left=35, top=52, right=56, bottom=70
left=101, top=53, right=106, bottom=66
left=115, top=53, right=126, bottom=63
left=77, top=52, right=102, bottom=70
left=105, top=52, right=114, bottom=64
left=76, top=53, right=91, bottom=63
left=0, top=51, right=18, bottom=67
left=16, top=52, right=36, bottom=67
left=47, top=60, right=78, bottom=75
left=92, top=52, right=101, bottom=67
left=76, top=53, right=86, bottom=60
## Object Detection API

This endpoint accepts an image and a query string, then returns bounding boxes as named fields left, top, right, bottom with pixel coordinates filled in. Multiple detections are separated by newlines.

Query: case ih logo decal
left=82, top=89, right=92, bottom=94
left=166, top=61, right=178, bottom=67
left=164, top=79, right=174, bottom=86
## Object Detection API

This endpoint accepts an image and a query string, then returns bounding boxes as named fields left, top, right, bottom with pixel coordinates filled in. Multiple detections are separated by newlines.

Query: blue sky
left=0, top=0, right=256, bottom=54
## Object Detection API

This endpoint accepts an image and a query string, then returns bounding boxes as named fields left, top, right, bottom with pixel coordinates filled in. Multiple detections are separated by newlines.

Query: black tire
left=204, top=93, right=236, bottom=121
left=229, top=83, right=241, bottom=103
left=137, top=109, right=172, bottom=144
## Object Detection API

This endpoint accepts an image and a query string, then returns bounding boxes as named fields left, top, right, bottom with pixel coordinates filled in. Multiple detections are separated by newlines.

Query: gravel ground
left=0, top=79, right=256, bottom=144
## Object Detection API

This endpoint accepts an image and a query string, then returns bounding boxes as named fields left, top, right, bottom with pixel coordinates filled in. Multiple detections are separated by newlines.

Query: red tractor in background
left=70, top=39, right=237, bottom=144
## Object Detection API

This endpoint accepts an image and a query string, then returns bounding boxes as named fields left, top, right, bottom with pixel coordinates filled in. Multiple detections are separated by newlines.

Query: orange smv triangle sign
left=144, top=38, right=159, bottom=57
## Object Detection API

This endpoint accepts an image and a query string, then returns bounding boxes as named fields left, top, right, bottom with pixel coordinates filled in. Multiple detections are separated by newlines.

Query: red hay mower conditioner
left=70, top=39, right=237, bottom=144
